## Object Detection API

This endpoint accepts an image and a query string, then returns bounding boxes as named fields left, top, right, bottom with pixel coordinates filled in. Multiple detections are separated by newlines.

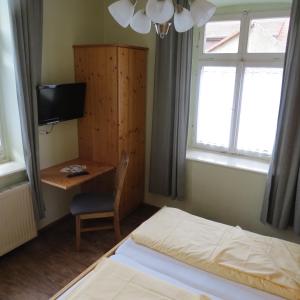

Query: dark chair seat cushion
left=70, top=192, right=114, bottom=216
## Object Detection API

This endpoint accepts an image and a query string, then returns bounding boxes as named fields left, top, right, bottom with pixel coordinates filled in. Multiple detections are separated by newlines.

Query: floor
left=0, top=204, right=158, bottom=300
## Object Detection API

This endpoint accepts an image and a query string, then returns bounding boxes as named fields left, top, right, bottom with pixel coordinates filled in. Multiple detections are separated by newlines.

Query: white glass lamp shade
left=190, top=0, right=216, bottom=27
left=130, top=10, right=152, bottom=34
left=108, top=0, right=135, bottom=28
left=146, top=0, right=174, bottom=24
left=174, top=7, right=194, bottom=32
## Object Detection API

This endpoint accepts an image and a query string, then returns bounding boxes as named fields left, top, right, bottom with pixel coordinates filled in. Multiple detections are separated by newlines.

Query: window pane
left=248, top=18, right=290, bottom=53
left=237, top=67, right=283, bottom=155
left=204, top=20, right=241, bottom=53
left=196, top=66, right=236, bottom=148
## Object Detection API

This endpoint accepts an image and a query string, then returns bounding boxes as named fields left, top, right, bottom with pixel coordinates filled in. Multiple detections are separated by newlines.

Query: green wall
left=39, top=0, right=105, bottom=228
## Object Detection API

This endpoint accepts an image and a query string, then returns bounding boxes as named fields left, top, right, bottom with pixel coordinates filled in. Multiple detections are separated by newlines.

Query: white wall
left=39, top=0, right=105, bottom=228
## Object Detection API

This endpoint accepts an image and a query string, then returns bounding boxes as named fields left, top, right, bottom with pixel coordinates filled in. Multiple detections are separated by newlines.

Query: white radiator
left=0, top=182, right=37, bottom=256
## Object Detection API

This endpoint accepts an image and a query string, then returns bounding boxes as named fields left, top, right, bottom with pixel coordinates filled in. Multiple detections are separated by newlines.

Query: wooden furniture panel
left=40, top=159, right=114, bottom=190
left=74, top=45, right=147, bottom=218
left=74, top=46, right=119, bottom=166
left=74, top=50, right=93, bottom=160
left=118, top=48, right=146, bottom=216
left=133, top=49, right=146, bottom=212
left=117, top=47, right=130, bottom=216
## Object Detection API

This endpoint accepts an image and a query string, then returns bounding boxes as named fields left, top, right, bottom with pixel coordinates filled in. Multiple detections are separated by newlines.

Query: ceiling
left=211, top=0, right=292, bottom=7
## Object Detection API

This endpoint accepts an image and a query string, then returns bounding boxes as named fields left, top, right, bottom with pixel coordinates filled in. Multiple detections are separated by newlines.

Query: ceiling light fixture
left=155, top=22, right=172, bottom=39
left=130, top=10, right=152, bottom=34
left=108, top=0, right=136, bottom=28
left=108, top=0, right=216, bottom=38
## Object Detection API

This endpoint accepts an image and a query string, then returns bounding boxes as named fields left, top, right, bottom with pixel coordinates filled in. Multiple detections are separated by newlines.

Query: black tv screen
left=37, top=83, right=86, bottom=125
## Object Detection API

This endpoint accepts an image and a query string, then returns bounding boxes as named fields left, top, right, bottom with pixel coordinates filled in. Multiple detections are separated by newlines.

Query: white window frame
left=189, top=10, right=289, bottom=160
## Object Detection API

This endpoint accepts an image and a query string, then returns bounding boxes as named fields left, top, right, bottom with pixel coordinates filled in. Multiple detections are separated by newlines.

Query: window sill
left=186, top=149, right=269, bottom=175
left=0, top=161, right=26, bottom=179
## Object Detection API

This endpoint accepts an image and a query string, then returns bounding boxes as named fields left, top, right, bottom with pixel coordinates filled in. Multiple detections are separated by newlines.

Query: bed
left=52, top=207, right=300, bottom=300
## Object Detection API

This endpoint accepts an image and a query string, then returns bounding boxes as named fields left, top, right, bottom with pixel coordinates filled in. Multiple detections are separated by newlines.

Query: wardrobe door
left=74, top=46, right=119, bottom=166
left=118, top=47, right=147, bottom=217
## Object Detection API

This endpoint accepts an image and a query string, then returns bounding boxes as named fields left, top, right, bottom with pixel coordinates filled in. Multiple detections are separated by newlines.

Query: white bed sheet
left=58, top=238, right=283, bottom=300
left=57, top=268, right=95, bottom=299
left=57, top=254, right=220, bottom=300
left=116, top=238, right=283, bottom=300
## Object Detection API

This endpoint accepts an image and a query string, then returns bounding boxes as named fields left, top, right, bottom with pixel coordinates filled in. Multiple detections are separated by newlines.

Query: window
left=190, top=11, right=289, bottom=159
left=0, top=0, right=23, bottom=166
left=204, top=20, right=241, bottom=53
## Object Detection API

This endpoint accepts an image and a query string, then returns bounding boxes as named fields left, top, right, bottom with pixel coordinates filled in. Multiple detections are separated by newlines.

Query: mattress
left=58, top=238, right=282, bottom=300
left=132, top=207, right=300, bottom=300
left=58, top=254, right=219, bottom=300
left=61, top=258, right=213, bottom=300
left=117, top=238, right=283, bottom=300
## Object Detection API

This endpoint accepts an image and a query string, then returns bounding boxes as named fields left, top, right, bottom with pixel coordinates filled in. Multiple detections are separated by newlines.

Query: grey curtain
left=261, top=0, right=300, bottom=234
left=149, top=0, right=193, bottom=199
left=8, top=0, right=45, bottom=219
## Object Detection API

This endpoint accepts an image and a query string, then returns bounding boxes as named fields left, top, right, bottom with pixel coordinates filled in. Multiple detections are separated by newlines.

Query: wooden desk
left=40, top=158, right=114, bottom=190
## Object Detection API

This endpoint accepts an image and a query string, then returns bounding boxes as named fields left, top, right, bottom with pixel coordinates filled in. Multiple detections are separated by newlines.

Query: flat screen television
left=37, top=83, right=86, bottom=125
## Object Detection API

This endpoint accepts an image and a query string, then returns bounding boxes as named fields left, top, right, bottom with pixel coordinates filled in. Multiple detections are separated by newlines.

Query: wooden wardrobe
left=73, top=44, right=147, bottom=218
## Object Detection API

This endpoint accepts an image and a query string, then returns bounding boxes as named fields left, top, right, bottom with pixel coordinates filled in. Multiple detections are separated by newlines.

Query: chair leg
left=76, top=215, right=81, bottom=251
left=113, top=215, right=121, bottom=242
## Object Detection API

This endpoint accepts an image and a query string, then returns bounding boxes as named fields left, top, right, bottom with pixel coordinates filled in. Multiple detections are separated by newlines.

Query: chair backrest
left=113, top=151, right=129, bottom=215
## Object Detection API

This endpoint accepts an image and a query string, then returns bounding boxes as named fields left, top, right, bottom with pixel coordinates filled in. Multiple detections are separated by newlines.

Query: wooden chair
left=70, top=152, right=129, bottom=251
